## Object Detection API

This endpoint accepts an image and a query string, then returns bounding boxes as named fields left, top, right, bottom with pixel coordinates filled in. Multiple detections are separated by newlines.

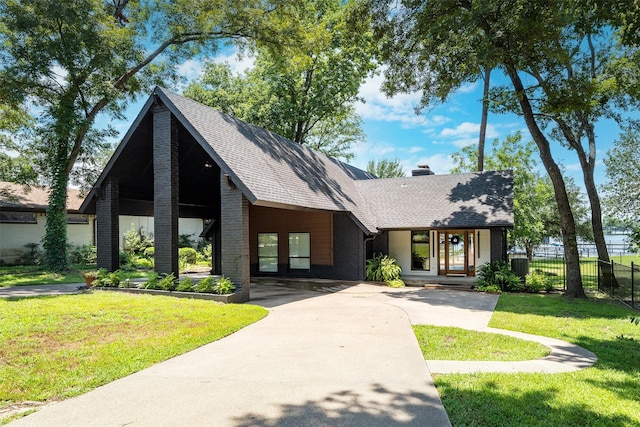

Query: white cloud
left=400, top=153, right=455, bottom=175
left=407, top=146, right=424, bottom=154
left=456, top=82, right=478, bottom=94
left=212, top=51, right=256, bottom=74
left=437, top=122, right=499, bottom=148
left=176, top=59, right=204, bottom=81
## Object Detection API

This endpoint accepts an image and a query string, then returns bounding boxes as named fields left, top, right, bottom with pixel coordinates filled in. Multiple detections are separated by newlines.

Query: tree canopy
left=184, top=0, right=376, bottom=161
left=0, top=0, right=293, bottom=271
left=366, top=158, right=405, bottom=178
left=367, top=0, right=640, bottom=297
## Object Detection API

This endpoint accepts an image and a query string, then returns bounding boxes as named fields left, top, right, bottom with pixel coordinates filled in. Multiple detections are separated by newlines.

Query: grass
left=529, top=258, right=599, bottom=289
left=413, top=325, right=549, bottom=361
left=0, top=265, right=154, bottom=287
left=433, top=293, right=640, bottom=426
left=0, top=291, right=267, bottom=420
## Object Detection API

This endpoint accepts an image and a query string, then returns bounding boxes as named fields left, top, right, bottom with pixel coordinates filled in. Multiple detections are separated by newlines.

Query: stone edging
left=426, top=327, right=598, bottom=374
left=92, top=287, right=245, bottom=303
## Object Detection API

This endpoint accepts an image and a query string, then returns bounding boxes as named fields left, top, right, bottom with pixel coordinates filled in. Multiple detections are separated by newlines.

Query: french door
left=438, top=230, right=475, bottom=276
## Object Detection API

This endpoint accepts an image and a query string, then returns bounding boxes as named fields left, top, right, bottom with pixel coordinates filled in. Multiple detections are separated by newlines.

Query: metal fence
left=526, top=256, right=599, bottom=291
left=598, top=260, right=639, bottom=309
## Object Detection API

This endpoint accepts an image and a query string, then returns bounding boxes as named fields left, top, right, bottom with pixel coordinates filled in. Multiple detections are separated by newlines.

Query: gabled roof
left=0, top=181, right=85, bottom=213
left=354, top=171, right=514, bottom=230
left=82, top=87, right=513, bottom=233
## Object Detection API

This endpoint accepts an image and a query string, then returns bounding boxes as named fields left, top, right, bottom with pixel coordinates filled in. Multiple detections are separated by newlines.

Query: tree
left=367, top=158, right=405, bottom=178
left=0, top=0, right=291, bottom=271
left=367, top=0, right=640, bottom=297
left=185, top=0, right=376, bottom=161
left=603, top=126, right=640, bottom=252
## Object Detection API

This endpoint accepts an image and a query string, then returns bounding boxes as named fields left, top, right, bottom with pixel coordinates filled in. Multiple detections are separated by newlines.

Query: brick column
left=96, top=177, right=120, bottom=271
left=153, top=105, right=179, bottom=276
left=220, top=172, right=250, bottom=301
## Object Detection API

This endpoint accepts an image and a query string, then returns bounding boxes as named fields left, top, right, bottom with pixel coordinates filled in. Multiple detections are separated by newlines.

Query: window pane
left=411, top=231, right=430, bottom=270
left=258, top=233, right=278, bottom=257
left=259, top=257, right=278, bottom=272
left=289, top=257, right=310, bottom=270
left=289, top=233, right=310, bottom=257
left=0, top=211, right=36, bottom=223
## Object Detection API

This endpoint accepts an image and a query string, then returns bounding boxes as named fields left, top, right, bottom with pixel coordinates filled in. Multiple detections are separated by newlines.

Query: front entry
left=438, top=230, right=475, bottom=276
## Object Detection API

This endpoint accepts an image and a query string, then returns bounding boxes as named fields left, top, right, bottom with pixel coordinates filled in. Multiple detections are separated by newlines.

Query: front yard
left=425, top=293, right=640, bottom=426
left=0, top=292, right=267, bottom=423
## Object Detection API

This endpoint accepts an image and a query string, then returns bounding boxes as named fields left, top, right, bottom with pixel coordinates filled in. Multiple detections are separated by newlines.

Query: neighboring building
left=0, top=181, right=93, bottom=264
left=0, top=181, right=203, bottom=264
left=81, top=87, right=513, bottom=301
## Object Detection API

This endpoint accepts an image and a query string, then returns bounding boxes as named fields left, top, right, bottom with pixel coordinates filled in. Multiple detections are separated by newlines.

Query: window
left=289, top=232, right=310, bottom=270
left=67, top=214, right=89, bottom=224
left=258, top=233, right=278, bottom=272
left=411, top=231, right=430, bottom=270
left=0, top=211, right=37, bottom=223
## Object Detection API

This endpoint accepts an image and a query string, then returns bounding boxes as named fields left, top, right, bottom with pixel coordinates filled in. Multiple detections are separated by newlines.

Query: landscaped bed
left=426, top=293, right=640, bottom=426
left=0, top=292, right=267, bottom=423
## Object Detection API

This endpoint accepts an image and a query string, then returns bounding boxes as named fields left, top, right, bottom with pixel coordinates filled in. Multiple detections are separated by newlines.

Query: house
left=81, top=87, right=513, bottom=301
left=0, top=181, right=93, bottom=264
left=0, top=181, right=203, bottom=264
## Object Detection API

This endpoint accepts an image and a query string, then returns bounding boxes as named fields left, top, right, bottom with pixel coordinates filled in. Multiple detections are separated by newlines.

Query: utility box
left=511, top=258, right=530, bottom=281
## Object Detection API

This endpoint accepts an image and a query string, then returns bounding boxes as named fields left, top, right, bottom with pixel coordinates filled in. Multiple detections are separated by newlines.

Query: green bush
left=178, top=247, right=197, bottom=266
left=176, top=277, right=195, bottom=292
left=195, top=277, right=214, bottom=293
left=142, top=273, right=160, bottom=290
left=124, top=224, right=154, bottom=255
left=366, top=253, right=402, bottom=283
left=22, top=243, right=42, bottom=266
left=213, top=276, right=235, bottom=295
left=386, top=278, right=405, bottom=288
left=197, top=243, right=212, bottom=264
left=474, top=284, right=502, bottom=293
left=476, top=261, right=523, bottom=292
left=68, top=244, right=96, bottom=264
left=525, top=271, right=547, bottom=293
left=158, top=273, right=178, bottom=291
left=119, top=251, right=132, bottom=268
left=143, top=247, right=155, bottom=259
left=92, top=269, right=122, bottom=288
left=133, top=257, right=153, bottom=269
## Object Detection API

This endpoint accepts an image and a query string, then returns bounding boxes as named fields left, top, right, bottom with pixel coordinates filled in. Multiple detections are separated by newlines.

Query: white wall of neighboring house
left=0, top=214, right=205, bottom=264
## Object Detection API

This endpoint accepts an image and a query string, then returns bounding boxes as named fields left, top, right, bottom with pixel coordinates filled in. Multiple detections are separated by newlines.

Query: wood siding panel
left=249, top=206, right=333, bottom=266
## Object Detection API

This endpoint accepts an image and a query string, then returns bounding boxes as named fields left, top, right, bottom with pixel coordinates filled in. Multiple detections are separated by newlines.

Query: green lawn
left=0, top=292, right=267, bottom=422
left=432, top=293, right=640, bottom=426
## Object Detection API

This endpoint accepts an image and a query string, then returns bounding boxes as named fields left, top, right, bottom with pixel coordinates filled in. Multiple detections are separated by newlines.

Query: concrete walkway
left=0, top=283, right=87, bottom=298
left=5, top=282, right=597, bottom=426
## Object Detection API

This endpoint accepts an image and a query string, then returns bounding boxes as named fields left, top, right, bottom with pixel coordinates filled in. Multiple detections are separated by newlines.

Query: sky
left=103, top=50, right=626, bottom=191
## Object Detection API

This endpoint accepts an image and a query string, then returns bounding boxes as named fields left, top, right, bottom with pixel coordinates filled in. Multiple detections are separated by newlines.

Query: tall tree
left=0, top=0, right=290, bottom=271
left=185, top=0, right=376, bottom=161
left=367, top=158, right=405, bottom=178
left=477, top=66, right=491, bottom=172
left=367, top=0, right=640, bottom=297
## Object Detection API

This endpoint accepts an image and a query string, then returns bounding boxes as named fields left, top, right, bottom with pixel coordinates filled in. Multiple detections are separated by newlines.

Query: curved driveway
left=8, top=282, right=595, bottom=426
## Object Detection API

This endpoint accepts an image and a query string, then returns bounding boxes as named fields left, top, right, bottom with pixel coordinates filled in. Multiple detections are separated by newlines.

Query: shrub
left=92, top=269, right=122, bottom=288
left=197, top=242, right=212, bottom=264
left=133, top=257, right=153, bottom=269
left=119, top=251, right=132, bottom=268
left=142, top=273, right=160, bottom=290
left=474, top=284, right=502, bottom=293
left=386, top=278, right=405, bottom=288
left=179, top=234, right=196, bottom=248
left=158, top=273, right=178, bottom=291
left=525, top=271, right=547, bottom=293
left=124, top=224, right=154, bottom=255
left=195, top=277, right=214, bottom=293
left=143, top=247, right=155, bottom=259
left=476, top=261, right=523, bottom=292
left=68, top=244, right=97, bottom=264
left=178, top=247, right=197, bottom=265
left=22, top=243, right=42, bottom=266
left=213, top=276, right=235, bottom=295
left=176, top=277, right=195, bottom=292
left=366, top=253, right=402, bottom=283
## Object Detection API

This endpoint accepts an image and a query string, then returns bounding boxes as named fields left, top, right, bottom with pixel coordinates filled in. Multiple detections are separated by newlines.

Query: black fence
left=598, top=260, right=639, bottom=309
left=521, top=256, right=599, bottom=291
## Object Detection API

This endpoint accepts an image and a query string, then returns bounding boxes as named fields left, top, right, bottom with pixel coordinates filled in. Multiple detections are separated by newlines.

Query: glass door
left=438, top=230, right=474, bottom=276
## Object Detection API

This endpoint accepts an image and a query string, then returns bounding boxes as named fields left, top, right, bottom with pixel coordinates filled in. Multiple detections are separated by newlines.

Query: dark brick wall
left=220, top=173, right=250, bottom=301
left=96, top=177, right=120, bottom=271
left=326, top=213, right=366, bottom=280
left=153, top=105, right=179, bottom=275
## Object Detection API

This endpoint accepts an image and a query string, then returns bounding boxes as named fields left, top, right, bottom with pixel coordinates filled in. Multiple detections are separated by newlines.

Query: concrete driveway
left=10, top=282, right=480, bottom=426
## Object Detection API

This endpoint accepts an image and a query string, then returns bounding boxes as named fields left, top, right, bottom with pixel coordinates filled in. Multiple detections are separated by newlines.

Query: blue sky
left=104, top=51, right=625, bottom=191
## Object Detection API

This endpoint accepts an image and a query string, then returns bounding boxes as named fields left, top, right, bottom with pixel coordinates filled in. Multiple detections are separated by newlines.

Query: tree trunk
left=583, top=126, right=610, bottom=262
left=43, top=145, right=70, bottom=271
left=506, top=66, right=585, bottom=298
left=477, top=67, right=491, bottom=172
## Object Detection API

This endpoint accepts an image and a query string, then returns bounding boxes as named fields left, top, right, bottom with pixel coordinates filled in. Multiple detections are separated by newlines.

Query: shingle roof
left=354, top=171, right=514, bottom=229
left=0, top=181, right=85, bottom=212
left=155, top=88, right=378, bottom=232
left=82, top=87, right=513, bottom=233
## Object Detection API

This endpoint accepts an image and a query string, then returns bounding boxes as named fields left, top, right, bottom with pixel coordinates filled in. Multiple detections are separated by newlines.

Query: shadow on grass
left=232, top=383, right=449, bottom=427
left=436, top=379, right=635, bottom=426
